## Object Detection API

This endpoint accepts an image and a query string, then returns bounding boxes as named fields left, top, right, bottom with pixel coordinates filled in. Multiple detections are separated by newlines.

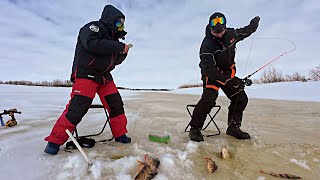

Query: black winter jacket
left=199, top=21, right=258, bottom=88
left=71, top=5, right=127, bottom=83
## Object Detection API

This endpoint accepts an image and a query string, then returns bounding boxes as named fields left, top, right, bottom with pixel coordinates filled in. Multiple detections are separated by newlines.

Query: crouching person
left=44, top=5, right=132, bottom=155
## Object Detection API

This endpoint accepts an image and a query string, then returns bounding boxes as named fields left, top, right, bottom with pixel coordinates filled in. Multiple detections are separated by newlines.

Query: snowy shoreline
left=1, top=81, right=319, bottom=103
left=0, top=83, right=319, bottom=179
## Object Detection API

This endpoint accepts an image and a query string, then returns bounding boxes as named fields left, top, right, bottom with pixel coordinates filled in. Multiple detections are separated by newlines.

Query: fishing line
left=230, top=34, right=256, bottom=127
left=243, top=34, right=256, bottom=77
left=230, top=37, right=296, bottom=128
left=230, top=37, right=297, bottom=97
left=243, top=37, right=297, bottom=80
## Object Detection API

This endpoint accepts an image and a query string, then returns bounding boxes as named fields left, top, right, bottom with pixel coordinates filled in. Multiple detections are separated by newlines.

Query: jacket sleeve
left=79, top=23, right=125, bottom=55
left=235, top=20, right=259, bottom=42
left=114, top=54, right=127, bottom=65
left=199, top=39, right=229, bottom=84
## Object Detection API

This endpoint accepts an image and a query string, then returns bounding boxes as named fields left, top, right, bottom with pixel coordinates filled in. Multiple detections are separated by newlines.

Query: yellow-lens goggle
left=210, top=17, right=225, bottom=27
left=115, top=19, right=125, bottom=31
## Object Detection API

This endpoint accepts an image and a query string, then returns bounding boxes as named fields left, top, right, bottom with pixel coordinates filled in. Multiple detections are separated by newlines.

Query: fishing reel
left=242, top=78, right=253, bottom=86
left=230, top=78, right=252, bottom=98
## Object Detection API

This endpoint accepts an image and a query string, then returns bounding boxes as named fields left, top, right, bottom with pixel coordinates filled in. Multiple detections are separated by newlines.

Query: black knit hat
left=209, top=12, right=226, bottom=33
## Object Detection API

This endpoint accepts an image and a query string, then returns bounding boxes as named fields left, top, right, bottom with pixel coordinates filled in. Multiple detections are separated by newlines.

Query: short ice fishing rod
left=242, top=38, right=297, bottom=86
left=229, top=38, right=296, bottom=98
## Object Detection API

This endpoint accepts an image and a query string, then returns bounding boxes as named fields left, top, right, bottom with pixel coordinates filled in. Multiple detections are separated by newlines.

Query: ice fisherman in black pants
left=189, top=12, right=260, bottom=141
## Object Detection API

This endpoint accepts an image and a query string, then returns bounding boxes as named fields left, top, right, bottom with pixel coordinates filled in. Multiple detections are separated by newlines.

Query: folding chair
left=185, top=104, right=221, bottom=137
left=73, top=104, right=114, bottom=141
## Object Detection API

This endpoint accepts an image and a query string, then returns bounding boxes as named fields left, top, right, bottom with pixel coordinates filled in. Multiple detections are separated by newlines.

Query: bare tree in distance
left=258, top=67, right=285, bottom=83
left=285, top=72, right=307, bottom=82
left=309, top=65, right=320, bottom=81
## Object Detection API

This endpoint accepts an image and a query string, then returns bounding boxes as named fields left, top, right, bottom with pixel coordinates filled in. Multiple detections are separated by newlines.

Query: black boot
left=226, top=126, right=250, bottom=140
left=115, top=134, right=131, bottom=143
left=44, top=142, right=60, bottom=155
left=189, top=127, right=204, bottom=142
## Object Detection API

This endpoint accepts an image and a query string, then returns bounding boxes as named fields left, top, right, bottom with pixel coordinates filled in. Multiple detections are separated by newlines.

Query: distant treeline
left=255, top=65, right=320, bottom=83
left=2, top=65, right=319, bottom=90
left=117, top=87, right=171, bottom=91
left=0, top=80, right=172, bottom=91
left=178, top=65, right=320, bottom=89
left=0, top=80, right=72, bottom=87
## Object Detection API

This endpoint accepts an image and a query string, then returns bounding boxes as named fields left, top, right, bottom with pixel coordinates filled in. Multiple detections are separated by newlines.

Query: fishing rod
left=230, top=38, right=296, bottom=98
left=242, top=38, right=297, bottom=86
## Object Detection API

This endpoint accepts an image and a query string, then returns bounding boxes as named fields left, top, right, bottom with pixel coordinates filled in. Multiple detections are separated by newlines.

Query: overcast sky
left=0, top=0, right=319, bottom=88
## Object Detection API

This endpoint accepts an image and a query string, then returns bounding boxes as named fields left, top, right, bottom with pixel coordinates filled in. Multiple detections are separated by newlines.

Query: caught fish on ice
left=135, top=161, right=158, bottom=180
left=134, top=154, right=161, bottom=180
left=110, top=155, right=125, bottom=160
left=136, top=160, right=146, bottom=172
left=144, top=154, right=160, bottom=171
left=259, top=170, right=302, bottom=179
left=220, top=145, right=230, bottom=159
left=204, top=158, right=218, bottom=173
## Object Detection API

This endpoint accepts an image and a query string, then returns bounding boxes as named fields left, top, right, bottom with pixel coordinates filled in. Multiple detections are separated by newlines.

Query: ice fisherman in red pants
left=44, top=5, right=131, bottom=155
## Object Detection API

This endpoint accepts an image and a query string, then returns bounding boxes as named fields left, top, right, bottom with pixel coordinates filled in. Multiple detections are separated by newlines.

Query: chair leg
left=185, top=105, right=221, bottom=137
left=185, top=105, right=195, bottom=133
left=72, top=104, right=114, bottom=141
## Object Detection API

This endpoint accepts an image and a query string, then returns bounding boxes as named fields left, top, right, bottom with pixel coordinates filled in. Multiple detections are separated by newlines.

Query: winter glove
left=114, top=30, right=127, bottom=40
left=249, top=16, right=260, bottom=33
left=225, top=77, right=245, bottom=89
left=122, top=44, right=130, bottom=54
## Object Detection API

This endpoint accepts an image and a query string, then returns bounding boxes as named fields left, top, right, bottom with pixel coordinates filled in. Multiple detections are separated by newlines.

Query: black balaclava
left=99, top=5, right=127, bottom=39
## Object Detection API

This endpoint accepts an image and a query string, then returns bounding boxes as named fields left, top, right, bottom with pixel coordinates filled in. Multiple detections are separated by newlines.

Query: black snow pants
left=189, top=78, right=248, bottom=129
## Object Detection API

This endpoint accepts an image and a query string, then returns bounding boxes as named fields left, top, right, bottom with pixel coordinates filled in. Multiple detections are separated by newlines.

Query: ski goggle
left=114, top=18, right=125, bottom=31
left=210, top=17, right=225, bottom=27
left=115, top=21, right=123, bottom=28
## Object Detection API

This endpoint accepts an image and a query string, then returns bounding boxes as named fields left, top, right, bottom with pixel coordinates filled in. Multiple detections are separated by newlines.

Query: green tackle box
left=148, top=134, right=170, bottom=143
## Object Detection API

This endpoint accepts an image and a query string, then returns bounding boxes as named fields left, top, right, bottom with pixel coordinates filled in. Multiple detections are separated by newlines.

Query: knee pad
left=66, top=95, right=93, bottom=125
left=104, top=92, right=125, bottom=118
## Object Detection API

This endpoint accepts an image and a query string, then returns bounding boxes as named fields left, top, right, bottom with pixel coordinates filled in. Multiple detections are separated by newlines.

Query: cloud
left=0, top=0, right=319, bottom=88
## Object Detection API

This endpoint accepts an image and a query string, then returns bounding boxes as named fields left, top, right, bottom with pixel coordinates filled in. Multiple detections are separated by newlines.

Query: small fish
left=259, top=170, right=302, bottom=179
left=135, top=161, right=158, bottom=180
left=144, top=154, right=160, bottom=172
left=220, top=146, right=230, bottom=159
left=204, top=158, right=218, bottom=173
left=110, top=155, right=125, bottom=160
left=136, top=160, right=146, bottom=172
